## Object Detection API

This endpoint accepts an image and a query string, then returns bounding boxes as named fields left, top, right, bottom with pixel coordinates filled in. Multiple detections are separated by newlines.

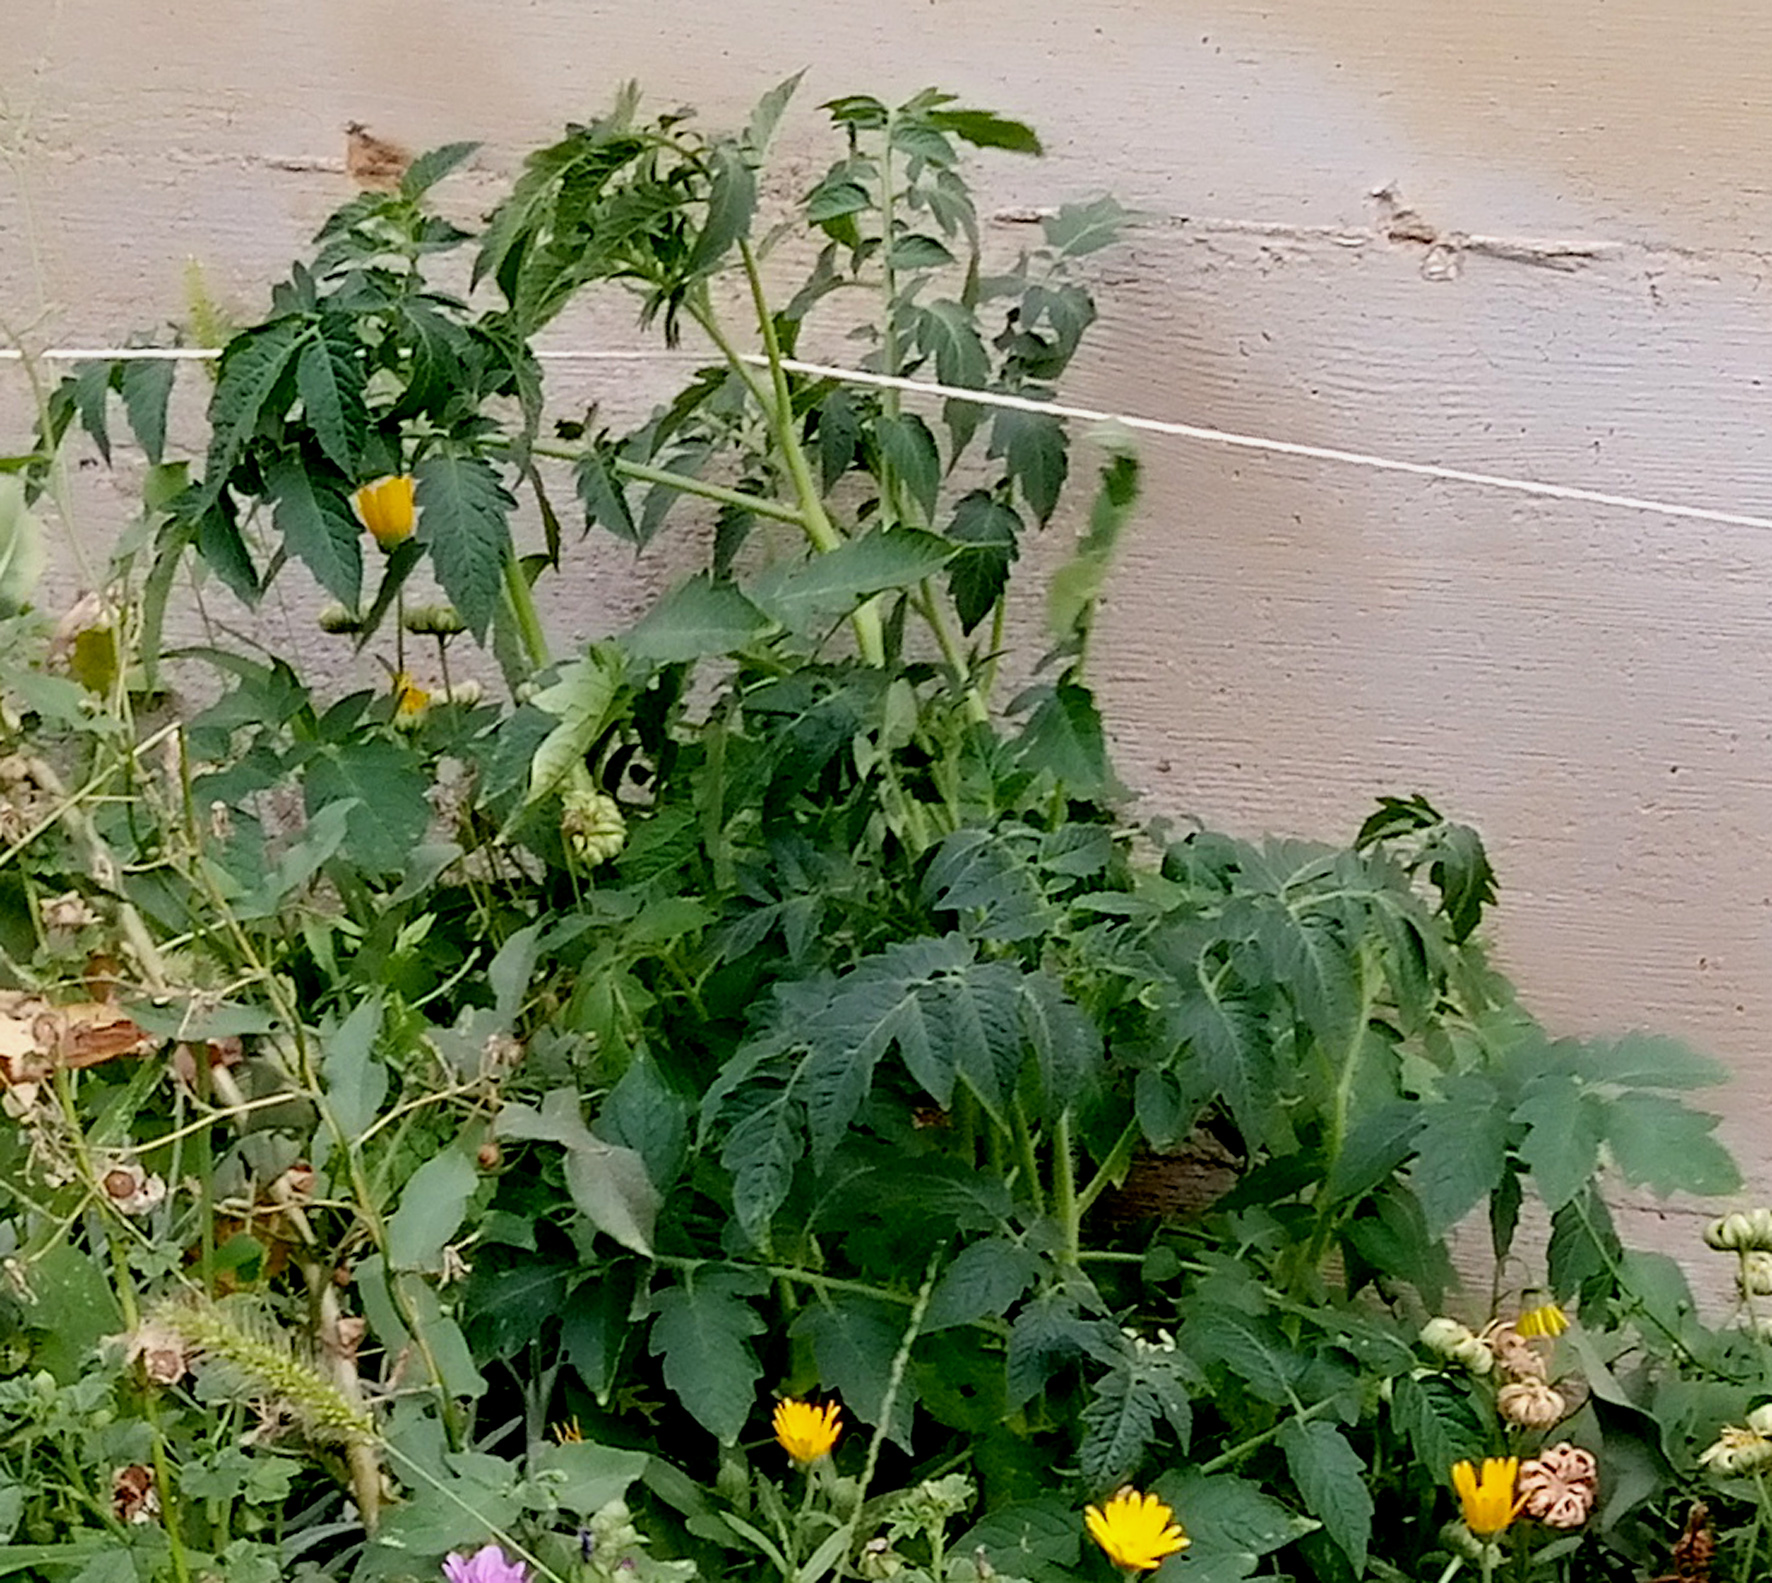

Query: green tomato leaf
left=647, top=1269, right=768, bottom=1444
left=197, top=318, right=309, bottom=511
left=1280, top=1418, right=1371, bottom=1573
left=119, top=357, right=176, bottom=466
left=1601, top=1092, right=1740, bottom=1196
left=266, top=458, right=362, bottom=607
left=296, top=333, right=366, bottom=477
left=689, top=142, right=756, bottom=276
left=414, top=454, right=514, bottom=640
left=1411, top=1074, right=1512, bottom=1234
left=927, top=108, right=1043, bottom=155
left=876, top=413, right=942, bottom=523
left=622, top=573, right=774, bottom=664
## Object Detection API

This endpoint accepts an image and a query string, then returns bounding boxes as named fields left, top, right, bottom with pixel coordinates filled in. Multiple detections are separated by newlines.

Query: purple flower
left=442, top=1544, right=529, bottom=1583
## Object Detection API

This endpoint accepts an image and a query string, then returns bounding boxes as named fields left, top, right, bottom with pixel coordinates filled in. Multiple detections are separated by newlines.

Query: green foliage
left=0, top=73, right=1762, bottom=1583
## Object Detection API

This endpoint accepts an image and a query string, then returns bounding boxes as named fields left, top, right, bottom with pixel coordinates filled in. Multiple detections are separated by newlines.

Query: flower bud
left=1498, top=1378, right=1568, bottom=1430
left=562, top=775, right=626, bottom=866
left=1741, top=1253, right=1772, bottom=1298
left=1421, top=1317, right=1476, bottom=1358
left=317, top=602, right=365, bottom=634
left=403, top=602, right=466, bottom=636
left=352, top=474, right=416, bottom=550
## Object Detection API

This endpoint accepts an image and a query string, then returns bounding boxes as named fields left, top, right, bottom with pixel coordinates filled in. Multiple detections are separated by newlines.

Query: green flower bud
left=403, top=602, right=467, bottom=636
left=562, top=771, right=626, bottom=866
left=317, top=602, right=364, bottom=634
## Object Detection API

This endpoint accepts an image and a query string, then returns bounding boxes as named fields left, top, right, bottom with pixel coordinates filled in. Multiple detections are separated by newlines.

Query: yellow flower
left=352, top=474, right=416, bottom=550
left=1515, top=1302, right=1570, bottom=1340
left=772, top=1398, right=841, bottom=1465
left=1452, top=1458, right=1520, bottom=1537
left=551, top=1417, right=584, bottom=1444
left=1084, top=1487, right=1189, bottom=1572
left=391, top=671, right=431, bottom=725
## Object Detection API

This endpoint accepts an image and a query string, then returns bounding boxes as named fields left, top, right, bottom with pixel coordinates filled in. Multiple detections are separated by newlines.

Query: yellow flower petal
left=772, top=1398, right=841, bottom=1465
left=1083, top=1488, right=1189, bottom=1571
left=1514, top=1302, right=1569, bottom=1340
left=1452, top=1457, right=1520, bottom=1537
left=352, top=474, right=416, bottom=550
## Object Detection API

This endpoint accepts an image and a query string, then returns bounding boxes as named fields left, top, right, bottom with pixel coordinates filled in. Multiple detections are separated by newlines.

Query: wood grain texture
left=5, top=0, right=1772, bottom=1288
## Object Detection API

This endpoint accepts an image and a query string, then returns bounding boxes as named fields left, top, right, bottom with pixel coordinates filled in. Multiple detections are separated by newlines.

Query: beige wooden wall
left=6, top=1, right=1772, bottom=1266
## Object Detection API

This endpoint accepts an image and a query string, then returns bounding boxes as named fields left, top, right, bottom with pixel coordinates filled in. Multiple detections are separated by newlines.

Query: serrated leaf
left=1183, top=1309, right=1301, bottom=1405
left=927, top=108, right=1043, bottom=155
left=793, top=1294, right=916, bottom=1447
left=1042, top=196, right=1134, bottom=258
left=414, top=454, right=513, bottom=639
left=1014, top=681, right=1116, bottom=799
left=746, top=71, right=804, bottom=155
left=806, top=178, right=872, bottom=224
left=942, top=492, right=1027, bottom=634
left=399, top=140, right=481, bottom=199
left=924, top=1238, right=1040, bottom=1331
left=1513, top=1073, right=1602, bottom=1211
left=1411, top=1074, right=1511, bottom=1234
left=1601, top=1092, right=1739, bottom=1196
left=889, top=233, right=955, bottom=271
left=526, top=642, right=628, bottom=804
left=193, top=501, right=260, bottom=605
left=1577, top=1032, right=1730, bottom=1091
left=1080, top=1368, right=1164, bottom=1486
left=721, top=1091, right=800, bottom=1246
left=689, top=143, right=755, bottom=276
left=119, top=358, right=176, bottom=465
left=1280, top=1419, right=1371, bottom=1573
left=1389, top=1373, right=1485, bottom=1479
left=817, top=387, right=862, bottom=492
left=266, top=458, right=362, bottom=606
left=989, top=406, right=1068, bottom=523
left=914, top=298, right=991, bottom=392
left=751, top=528, right=954, bottom=630
left=198, top=318, right=309, bottom=510
left=303, top=738, right=430, bottom=876
left=69, top=361, right=115, bottom=464
left=877, top=413, right=942, bottom=523
left=622, top=573, right=773, bottom=663
left=647, top=1271, right=767, bottom=1443
left=296, top=334, right=365, bottom=476
left=575, top=444, right=638, bottom=542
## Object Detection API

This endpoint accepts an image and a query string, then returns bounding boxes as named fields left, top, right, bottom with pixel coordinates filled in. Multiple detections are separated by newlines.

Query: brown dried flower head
left=1487, top=1323, right=1550, bottom=1382
left=1518, top=1442, right=1598, bottom=1529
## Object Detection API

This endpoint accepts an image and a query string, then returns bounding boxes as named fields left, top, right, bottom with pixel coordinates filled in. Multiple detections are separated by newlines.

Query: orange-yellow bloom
left=391, top=671, right=430, bottom=724
left=1514, top=1302, right=1570, bottom=1341
left=772, top=1398, right=841, bottom=1465
left=1452, top=1458, right=1521, bottom=1537
left=1084, top=1488, right=1189, bottom=1572
left=352, top=474, right=416, bottom=550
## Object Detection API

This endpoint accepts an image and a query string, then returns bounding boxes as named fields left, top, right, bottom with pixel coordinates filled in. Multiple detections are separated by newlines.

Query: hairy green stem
left=501, top=553, right=551, bottom=671
left=1195, top=1396, right=1333, bottom=1475
left=1074, top=1117, right=1142, bottom=1218
left=1053, top=1107, right=1080, bottom=1267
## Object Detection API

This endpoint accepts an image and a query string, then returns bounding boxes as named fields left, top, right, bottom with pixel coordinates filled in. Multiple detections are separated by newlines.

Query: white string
left=5, top=343, right=1771, bottom=535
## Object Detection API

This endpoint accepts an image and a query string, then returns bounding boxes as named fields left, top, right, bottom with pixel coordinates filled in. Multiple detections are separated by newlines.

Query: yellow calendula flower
left=1084, top=1487, right=1189, bottom=1572
left=772, top=1398, right=841, bottom=1466
left=1452, top=1458, right=1521, bottom=1537
left=551, top=1417, right=584, bottom=1444
left=391, top=672, right=431, bottom=728
left=1515, top=1302, right=1570, bottom=1340
left=352, top=474, right=417, bottom=550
